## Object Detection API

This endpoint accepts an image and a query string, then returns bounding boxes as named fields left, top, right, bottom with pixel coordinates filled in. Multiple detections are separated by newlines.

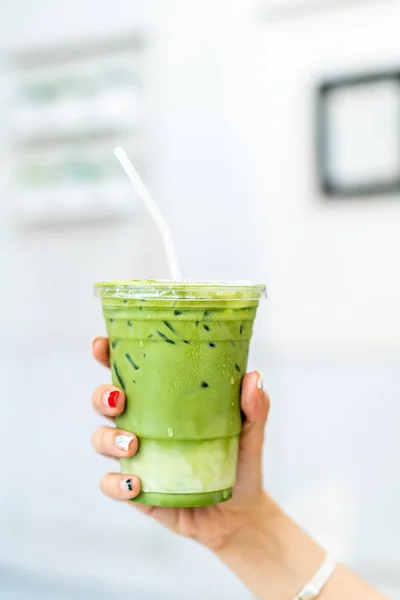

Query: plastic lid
left=94, top=279, right=267, bottom=301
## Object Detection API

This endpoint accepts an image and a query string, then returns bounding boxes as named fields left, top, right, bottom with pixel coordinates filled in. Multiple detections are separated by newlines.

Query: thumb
left=234, top=371, right=270, bottom=496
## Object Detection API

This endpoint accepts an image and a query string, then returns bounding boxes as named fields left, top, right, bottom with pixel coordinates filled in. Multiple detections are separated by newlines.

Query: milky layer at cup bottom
left=121, top=437, right=239, bottom=493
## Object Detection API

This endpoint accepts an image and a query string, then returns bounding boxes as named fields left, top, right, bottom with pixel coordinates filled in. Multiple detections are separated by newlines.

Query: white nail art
left=115, top=435, right=134, bottom=452
left=257, top=373, right=264, bottom=390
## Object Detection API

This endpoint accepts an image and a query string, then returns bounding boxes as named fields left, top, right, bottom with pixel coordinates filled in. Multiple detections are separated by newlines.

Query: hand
left=91, top=337, right=387, bottom=600
left=91, top=336, right=271, bottom=551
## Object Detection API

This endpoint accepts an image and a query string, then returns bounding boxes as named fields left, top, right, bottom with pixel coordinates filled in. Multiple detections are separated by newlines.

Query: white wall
left=0, top=0, right=399, bottom=598
left=257, top=3, right=400, bottom=593
left=150, top=0, right=267, bottom=284
left=259, top=1, right=400, bottom=352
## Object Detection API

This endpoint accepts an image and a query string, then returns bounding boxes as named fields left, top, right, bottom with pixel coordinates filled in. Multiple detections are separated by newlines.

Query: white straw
left=114, top=147, right=182, bottom=280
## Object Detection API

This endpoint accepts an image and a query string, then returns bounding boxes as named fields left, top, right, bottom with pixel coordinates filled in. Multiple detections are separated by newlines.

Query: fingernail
left=115, top=435, right=134, bottom=452
left=257, top=372, right=263, bottom=390
left=92, top=337, right=102, bottom=351
left=103, top=390, right=119, bottom=408
left=120, top=478, right=133, bottom=492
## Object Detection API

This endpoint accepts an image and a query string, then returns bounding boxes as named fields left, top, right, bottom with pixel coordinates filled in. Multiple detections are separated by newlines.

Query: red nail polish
left=108, top=390, right=120, bottom=408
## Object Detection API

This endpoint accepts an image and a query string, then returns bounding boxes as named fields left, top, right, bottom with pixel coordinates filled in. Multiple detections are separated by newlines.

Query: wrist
left=216, top=492, right=281, bottom=559
left=217, top=494, right=325, bottom=600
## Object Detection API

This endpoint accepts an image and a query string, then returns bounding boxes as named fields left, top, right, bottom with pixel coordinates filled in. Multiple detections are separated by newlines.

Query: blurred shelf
left=12, top=112, right=140, bottom=148
left=12, top=182, right=139, bottom=227
left=8, top=31, right=146, bottom=69
left=7, top=31, right=149, bottom=227
left=13, top=128, right=139, bottom=149
left=11, top=76, right=141, bottom=146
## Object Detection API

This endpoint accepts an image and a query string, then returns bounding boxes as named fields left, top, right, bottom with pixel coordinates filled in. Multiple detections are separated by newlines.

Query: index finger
left=92, top=337, right=110, bottom=368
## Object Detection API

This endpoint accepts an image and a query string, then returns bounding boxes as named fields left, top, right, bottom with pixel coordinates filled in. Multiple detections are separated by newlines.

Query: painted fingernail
left=115, top=435, right=134, bottom=452
left=103, top=390, right=120, bottom=408
left=92, top=337, right=102, bottom=351
left=257, top=372, right=264, bottom=390
left=120, top=478, right=134, bottom=492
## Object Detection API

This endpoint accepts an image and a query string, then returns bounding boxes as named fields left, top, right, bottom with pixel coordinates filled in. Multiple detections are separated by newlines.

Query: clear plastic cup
left=95, top=280, right=266, bottom=507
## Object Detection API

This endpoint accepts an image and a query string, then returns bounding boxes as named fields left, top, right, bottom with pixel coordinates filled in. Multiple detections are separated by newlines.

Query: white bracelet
left=293, top=554, right=336, bottom=600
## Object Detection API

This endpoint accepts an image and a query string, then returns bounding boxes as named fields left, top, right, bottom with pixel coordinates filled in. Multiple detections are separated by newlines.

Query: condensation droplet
left=139, top=340, right=144, bottom=349
left=167, top=427, right=174, bottom=438
left=222, top=489, right=230, bottom=500
left=230, top=377, right=235, bottom=385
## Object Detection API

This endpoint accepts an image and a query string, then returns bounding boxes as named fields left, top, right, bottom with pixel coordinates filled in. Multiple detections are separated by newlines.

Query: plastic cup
left=95, top=280, right=266, bottom=507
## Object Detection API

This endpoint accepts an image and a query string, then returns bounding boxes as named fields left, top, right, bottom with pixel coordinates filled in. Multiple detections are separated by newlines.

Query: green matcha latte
left=95, top=280, right=266, bottom=507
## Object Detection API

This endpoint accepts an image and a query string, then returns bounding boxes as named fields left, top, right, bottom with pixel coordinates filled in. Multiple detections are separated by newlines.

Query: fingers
left=91, top=426, right=138, bottom=458
left=92, top=384, right=126, bottom=418
left=92, top=339, right=139, bottom=503
left=233, top=371, right=270, bottom=496
left=240, top=371, right=270, bottom=459
left=100, top=473, right=141, bottom=501
left=92, top=337, right=110, bottom=368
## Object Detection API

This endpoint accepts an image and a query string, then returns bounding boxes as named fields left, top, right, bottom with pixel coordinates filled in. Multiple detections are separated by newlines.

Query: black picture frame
left=316, top=69, right=400, bottom=199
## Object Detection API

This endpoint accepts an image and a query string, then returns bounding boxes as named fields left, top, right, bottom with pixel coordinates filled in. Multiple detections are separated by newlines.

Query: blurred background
left=0, top=0, right=399, bottom=598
